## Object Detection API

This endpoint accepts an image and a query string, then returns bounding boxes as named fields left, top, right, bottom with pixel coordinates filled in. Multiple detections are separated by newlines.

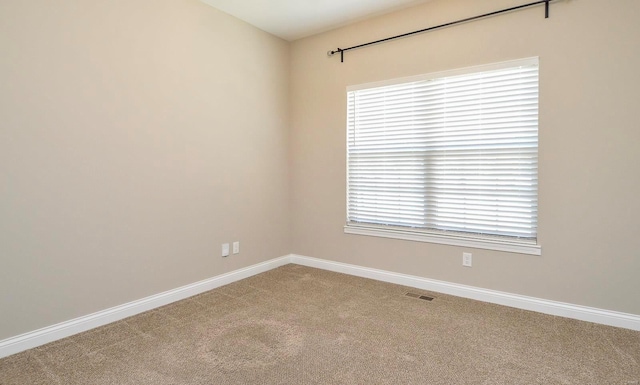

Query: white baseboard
left=289, top=254, right=640, bottom=332
left=0, top=256, right=291, bottom=359
left=2, top=253, right=639, bottom=359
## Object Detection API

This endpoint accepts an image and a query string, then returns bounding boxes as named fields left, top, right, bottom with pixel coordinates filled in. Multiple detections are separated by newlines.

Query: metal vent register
left=406, top=293, right=435, bottom=301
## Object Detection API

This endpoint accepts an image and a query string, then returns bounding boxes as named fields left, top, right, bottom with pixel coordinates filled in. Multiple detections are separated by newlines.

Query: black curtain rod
left=328, top=0, right=557, bottom=63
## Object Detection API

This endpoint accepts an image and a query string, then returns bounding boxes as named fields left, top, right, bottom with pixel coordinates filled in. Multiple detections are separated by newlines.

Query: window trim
left=346, top=57, right=539, bottom=93
left=344, top=57, right=541, bottom=256
left=344, top=225, right=541, bottom=255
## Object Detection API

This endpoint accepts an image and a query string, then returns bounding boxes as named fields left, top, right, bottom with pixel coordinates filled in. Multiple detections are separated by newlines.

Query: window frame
left=344, top=58, right=541, bottom=256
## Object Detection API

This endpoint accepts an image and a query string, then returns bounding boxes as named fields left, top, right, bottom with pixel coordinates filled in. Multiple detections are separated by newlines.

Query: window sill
left=344, top=225, right=541, bottom=256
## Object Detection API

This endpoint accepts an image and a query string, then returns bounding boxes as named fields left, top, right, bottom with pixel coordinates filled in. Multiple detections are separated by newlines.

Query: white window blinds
left=346, top=59, right=539, bottom=242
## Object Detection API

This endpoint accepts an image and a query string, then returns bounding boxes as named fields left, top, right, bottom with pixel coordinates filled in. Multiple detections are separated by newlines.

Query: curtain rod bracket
left=328, top=0, right=560, bottom=63
left=545, top=0, right=550, bottom=18
left=328, top=48, right=344, bottom=62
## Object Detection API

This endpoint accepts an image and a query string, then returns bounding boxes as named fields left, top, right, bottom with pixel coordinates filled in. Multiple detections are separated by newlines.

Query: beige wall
left=290, top=0, right=640, bottom=315
left=0, top=0, right=290, bottom=340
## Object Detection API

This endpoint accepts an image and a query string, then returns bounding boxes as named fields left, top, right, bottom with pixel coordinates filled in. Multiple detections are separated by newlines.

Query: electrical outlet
left=232, top=241, right=239, bottom=254
left=222, top=243, right=230, bottom=257
left=463, top=252, right=472, bottom=267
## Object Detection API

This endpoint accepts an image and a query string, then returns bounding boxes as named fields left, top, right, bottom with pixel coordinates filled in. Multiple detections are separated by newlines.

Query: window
left=345, top=58, right=540, bottom=255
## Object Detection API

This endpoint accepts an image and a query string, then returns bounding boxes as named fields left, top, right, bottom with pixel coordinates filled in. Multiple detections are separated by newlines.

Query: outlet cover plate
left=463, top=252, right=472, bottom=267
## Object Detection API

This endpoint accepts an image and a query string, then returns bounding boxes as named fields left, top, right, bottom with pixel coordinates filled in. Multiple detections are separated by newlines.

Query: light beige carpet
left=1, top=264, right=639, bottom=384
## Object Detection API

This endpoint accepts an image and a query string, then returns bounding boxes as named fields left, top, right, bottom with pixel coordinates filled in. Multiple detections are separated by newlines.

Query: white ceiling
left=200, top=0, right=433, bottom=41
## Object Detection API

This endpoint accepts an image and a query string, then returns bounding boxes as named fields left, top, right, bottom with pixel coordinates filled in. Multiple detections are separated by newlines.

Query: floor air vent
left=405, top=293, right=434, bottom=301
